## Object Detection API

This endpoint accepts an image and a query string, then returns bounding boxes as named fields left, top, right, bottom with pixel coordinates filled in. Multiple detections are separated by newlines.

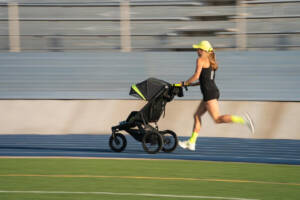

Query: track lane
left=0, top=134, right=300, bottom=164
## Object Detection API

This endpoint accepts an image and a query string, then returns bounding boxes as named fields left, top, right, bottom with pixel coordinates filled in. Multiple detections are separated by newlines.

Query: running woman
left=177, top=40, right=254, bottom=151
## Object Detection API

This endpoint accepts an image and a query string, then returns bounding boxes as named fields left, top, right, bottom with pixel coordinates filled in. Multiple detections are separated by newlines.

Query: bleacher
left=0, top=0, right=300, bottom=52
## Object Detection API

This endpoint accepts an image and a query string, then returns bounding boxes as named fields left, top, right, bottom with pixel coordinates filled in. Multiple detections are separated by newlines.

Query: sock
left=231, top=115, right=245, bottom=124
left=189, top=131, right=198, bottom=144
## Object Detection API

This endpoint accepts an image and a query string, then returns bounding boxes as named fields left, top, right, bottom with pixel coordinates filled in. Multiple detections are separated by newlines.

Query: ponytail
left=208, top=51, right=218, bottom=71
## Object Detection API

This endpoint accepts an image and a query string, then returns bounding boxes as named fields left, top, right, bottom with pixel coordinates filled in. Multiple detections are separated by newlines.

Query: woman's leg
left=205, top=99, right=232, bottom=124
left=180, top=99, right=254, bottom=151
left=205, top=99, right=255, bottom=134
left=179, top=101, right=207, bottom=151
left=193, top=101, right=207, bottom=132
left=189, top=101, right=207, bottom=144
left=205, top=99, right=255, bottom=133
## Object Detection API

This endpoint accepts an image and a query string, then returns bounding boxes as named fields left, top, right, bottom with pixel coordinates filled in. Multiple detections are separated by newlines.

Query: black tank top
left=199, top=66, right=219, bottom=94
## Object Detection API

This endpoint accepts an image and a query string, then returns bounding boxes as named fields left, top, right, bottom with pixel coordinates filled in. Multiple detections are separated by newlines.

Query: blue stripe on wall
left=1, top=51, right=300, bottom=101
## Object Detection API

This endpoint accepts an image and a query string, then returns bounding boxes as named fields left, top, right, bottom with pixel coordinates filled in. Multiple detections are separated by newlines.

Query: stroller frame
left=110, top=78, right=183, bottom=154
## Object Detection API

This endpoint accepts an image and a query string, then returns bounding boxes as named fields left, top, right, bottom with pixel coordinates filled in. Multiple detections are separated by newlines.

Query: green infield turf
left=0, top=158, right=299, bottom=200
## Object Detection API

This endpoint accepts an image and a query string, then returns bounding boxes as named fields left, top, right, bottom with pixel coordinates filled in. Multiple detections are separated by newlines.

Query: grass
left=0, top=158, right=300, bottom=200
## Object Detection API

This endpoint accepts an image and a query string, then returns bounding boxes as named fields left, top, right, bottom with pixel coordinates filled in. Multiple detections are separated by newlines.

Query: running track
left=0, top=134, right=300, bottom=165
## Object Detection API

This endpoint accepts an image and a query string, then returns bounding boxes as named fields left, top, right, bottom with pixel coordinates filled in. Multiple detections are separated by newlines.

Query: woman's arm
left=184, top=58, right=203, bottom=86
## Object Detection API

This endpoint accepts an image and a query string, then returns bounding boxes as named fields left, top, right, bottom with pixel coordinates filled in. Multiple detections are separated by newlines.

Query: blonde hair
left=208, top=50, right=218, bottom=71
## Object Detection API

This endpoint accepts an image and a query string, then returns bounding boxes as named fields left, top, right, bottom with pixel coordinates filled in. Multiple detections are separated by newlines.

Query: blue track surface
left=0, top=134, right=300, bottom=165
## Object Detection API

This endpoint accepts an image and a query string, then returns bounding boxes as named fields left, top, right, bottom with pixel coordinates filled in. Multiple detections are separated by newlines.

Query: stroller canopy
left=129, top=78, right=170, bottom=101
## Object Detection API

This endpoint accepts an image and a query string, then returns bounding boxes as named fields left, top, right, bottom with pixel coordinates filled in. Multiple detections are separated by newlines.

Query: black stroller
left=110, top=78, right=184, bottom=154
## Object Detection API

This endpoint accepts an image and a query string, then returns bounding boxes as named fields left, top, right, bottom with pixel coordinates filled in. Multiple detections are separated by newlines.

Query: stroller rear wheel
left=142, top=131, right=163, bottom=154
left=109, top=133, right=127, bottom=152
left=160, top=130, right=178, bottom=153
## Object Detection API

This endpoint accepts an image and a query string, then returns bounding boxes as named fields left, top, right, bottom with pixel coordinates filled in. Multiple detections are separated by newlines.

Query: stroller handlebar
left=172, top=81, right=200, bottom=91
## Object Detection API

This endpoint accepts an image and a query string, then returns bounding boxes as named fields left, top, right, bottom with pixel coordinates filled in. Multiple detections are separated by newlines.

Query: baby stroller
left=110, top=78, right=184, bottom=154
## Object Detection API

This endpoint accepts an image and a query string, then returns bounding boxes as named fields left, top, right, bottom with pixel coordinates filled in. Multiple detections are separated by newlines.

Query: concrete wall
left=0, top=100, right=299, bottom=139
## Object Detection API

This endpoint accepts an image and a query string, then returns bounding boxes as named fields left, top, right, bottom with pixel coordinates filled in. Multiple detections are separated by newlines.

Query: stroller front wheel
left=142, top=131, right=163, bottom=154
left=109, top=133, right=127, bottom=152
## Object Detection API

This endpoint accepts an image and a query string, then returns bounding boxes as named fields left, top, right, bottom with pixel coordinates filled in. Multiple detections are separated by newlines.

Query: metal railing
left=1, top=0, right=300, bottom=52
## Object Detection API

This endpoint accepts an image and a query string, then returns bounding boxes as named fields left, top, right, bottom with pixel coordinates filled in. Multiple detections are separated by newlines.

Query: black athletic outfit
left=199, top=66, right=220, bottom=101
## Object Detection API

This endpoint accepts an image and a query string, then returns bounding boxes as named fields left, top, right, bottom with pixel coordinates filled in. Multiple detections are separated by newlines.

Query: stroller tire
left=109, top=133, right=127, bottom=152
left=142, top=131, right=163, bottom=154
left=160, top=130, right=178, bottom=153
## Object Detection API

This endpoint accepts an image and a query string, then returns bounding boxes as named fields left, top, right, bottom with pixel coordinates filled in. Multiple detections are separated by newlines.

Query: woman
left=178, top=40, right=254, bottom=151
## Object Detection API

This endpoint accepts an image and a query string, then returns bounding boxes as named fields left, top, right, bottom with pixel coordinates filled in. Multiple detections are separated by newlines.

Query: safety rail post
left=236, top=0, right=247, bottom=50
left=8, top=2, right=21, bottom=52
left=120, top=0, right=131, bottom=52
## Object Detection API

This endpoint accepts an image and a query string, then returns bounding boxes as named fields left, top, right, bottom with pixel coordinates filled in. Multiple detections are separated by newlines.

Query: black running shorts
left=202, top=88, right=220, bottom=102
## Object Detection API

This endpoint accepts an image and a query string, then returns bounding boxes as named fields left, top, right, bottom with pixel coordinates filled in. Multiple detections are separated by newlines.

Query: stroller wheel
left=160, top=130, right=178, bottom=153
left=109, top=133, right=127, bottom=152
left=142, top=131, right=163, bottom=154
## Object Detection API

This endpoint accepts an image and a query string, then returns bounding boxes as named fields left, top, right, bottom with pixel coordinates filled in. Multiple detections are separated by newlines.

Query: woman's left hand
left=173, top=82, right=182, bottom=87
left=174, top=81, right=188, bottom=87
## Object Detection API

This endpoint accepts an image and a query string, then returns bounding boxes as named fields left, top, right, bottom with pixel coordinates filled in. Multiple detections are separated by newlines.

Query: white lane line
left=0, top=190, right=259, bottom=200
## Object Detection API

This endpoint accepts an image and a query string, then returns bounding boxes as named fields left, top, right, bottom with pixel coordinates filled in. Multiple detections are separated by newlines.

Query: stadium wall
left=0, top=100, right=299, bottom=139
left=0, top=51, right=299, bottom=139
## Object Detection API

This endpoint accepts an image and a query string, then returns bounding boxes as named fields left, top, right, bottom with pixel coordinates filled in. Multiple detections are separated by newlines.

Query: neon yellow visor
left=192, top=40, right=213, bottom=52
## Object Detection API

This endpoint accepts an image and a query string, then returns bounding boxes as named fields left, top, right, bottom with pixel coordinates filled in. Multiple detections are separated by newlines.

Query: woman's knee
left=213, top=116, right=229, bottom=124
left=213, top=117, right=222, bottom=124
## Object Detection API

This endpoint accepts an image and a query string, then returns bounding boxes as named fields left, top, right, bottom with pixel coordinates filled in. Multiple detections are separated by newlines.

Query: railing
left=0, top=0, right=300, bottom=52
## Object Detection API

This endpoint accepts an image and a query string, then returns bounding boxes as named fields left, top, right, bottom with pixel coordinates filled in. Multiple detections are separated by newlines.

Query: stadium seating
left=0, top=0, right=299, bottom=51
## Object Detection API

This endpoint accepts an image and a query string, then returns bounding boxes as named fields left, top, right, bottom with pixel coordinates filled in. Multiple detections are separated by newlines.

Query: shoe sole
left=245, top=113, right=255, bottom=134
left=187, top=148, right=195, bottom=151
left=178, top=141, right=188, bottom=149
